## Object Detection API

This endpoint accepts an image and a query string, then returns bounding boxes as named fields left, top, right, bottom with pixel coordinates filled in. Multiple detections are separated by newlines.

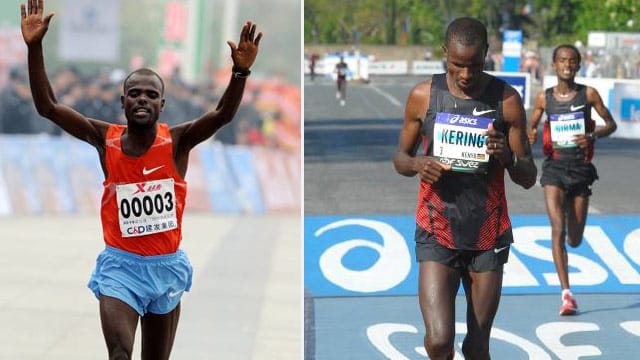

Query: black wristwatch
left=587, top=132, right=597, bottom=142
left=232, top=66, right=251, bottom=79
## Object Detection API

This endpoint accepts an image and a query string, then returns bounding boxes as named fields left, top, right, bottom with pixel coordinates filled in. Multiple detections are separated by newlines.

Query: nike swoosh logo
left=570, top=104, right=585, bottom=111
left=142, top=165, right=165, bottom=175
left=472, top=108, right=496, bottom=116
left=168, top=289, right=184, bottom=298
left=494, top=246, right=510, bottom=254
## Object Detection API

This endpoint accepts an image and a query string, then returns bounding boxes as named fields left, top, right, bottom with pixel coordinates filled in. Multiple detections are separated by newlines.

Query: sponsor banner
left=612, top=82, right=640, bottom=138
left=29, top=136, right=76, bottom=213
left=320, top=54, right=370, bottom=81
left=368, top=61, right=408, bottom=75
left=59, top=0, right=121, bottom=62
left=198, top=142, right=246, bottom=213
left=304, top=215, right=640, bottom=297
left=252, top=147, right=301, bottom=212
left=0, top=135, right=298, bottom=216
left=543, top=75, right=640, bottom=138
left=0, top=165, right=10, bottom=215
left=65, top=140, right=103, bottom=213
left=0, top=136, right=44, bottom=214
left=411, top=60, right=445, bottom=75
left=488, top=71, right=531, bottom=109
left=225, top=146, right=266, bottom=214
left=184, top=146, right=215, bottom=212
left=502, top=30, right=523, bottom=72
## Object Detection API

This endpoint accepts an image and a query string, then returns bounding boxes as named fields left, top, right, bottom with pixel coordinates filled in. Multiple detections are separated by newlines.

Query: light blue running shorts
left=88, top=246, right=193, bottom=316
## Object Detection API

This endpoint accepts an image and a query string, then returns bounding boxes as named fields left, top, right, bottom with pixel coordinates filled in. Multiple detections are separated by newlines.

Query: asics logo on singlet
left=570, top=104, right=585, bottom=111
left=142, top=165, right=165, bottom=175
left=449, top=114, right=477, bottom=125
left=557, top=113, right=578, bottom=121
left=472, top=108, right=496, bottom=116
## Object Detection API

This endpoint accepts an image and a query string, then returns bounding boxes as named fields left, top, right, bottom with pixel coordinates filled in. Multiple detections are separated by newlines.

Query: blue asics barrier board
left=305, top=215, right=640, bottom=296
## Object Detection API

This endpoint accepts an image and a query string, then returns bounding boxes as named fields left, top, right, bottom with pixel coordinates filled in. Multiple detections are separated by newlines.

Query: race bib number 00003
left=433, top=112, right=492, bottom=173
left=116, top=178, right=178, bottom=237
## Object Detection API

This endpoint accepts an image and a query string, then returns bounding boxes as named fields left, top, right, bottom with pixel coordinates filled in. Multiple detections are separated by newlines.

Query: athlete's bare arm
left=170, top=21, right=262, bottom=175
left=21, top=0, right=108, bottom=151
left=393, top=80, right=451, bottom=184
left=528, top=91, right=546, bottom=144
left=500, top=85, right=537, bottom=189
left=573, top=86, right=617, bottom=149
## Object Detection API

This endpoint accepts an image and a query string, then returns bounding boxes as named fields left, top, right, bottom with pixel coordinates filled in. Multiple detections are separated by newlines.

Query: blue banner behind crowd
left=305, top=215, right=640, bottom=296
left=0, top=135, right=300, bottom=215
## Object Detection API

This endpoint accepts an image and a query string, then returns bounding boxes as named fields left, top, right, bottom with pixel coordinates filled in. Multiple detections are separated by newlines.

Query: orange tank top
left=100, top=123, right=187, bottom=255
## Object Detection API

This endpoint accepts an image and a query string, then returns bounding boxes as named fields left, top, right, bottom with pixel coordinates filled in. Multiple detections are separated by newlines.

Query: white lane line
left=370, top=85, right=403, bottom=108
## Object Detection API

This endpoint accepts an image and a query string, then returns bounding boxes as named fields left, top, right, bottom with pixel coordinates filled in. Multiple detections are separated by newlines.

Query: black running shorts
left=415, top=233, right=511, bottom=272
left=540, top=157, right=598, bottom=197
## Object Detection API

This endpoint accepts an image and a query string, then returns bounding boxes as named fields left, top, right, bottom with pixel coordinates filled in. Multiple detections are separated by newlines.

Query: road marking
left=370, top=85, right=402, bottom=108
left=588, top=205, right=601, bottom=214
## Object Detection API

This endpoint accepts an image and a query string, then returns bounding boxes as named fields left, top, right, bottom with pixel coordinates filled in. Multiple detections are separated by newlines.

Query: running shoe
left=559, top=292, right=578, bottom=315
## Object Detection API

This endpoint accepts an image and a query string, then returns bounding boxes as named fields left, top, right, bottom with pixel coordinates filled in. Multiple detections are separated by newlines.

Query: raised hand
left=20, top=0, right=54, bottom=46
left=227, top=21, right=263, bottom=71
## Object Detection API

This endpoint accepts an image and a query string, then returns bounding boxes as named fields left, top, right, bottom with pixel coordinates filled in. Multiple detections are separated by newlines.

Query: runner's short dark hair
left=123, top=68, right=165, bottom=95
left=552, top=44, right=582, bottom=64
left=445, top=17, right=488, bottom=49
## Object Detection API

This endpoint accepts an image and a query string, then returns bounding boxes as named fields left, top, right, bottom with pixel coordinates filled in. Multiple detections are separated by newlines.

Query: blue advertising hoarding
left=502, top=30, right=523, bottom=72
left=304, top=215, right=640, bottom=297
left=489, top=71, right=531, bottom=109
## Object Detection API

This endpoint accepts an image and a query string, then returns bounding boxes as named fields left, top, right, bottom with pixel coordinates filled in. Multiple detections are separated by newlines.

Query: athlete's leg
left=544, top=185, right=570, bottom=290
left=460, top=268, right=504, bottom=360
left=341, top=80, right=346, bottom=100
left=140, top=303, right=181, bottom=360
left=100, top=295, right=140, bottom=360
left=418, top=261, right=460, bottom=360
left=566, top=194, right=589, bottom=248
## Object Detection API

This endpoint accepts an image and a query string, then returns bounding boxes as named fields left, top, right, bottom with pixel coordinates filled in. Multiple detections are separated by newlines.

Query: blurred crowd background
left=0, top=0, right=300, bottom=216
left=0, top=64, right=300, bottom=153
left=0, top=0, right=300, bottom=154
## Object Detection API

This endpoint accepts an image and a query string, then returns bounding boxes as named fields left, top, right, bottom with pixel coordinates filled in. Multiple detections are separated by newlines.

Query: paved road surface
left=0, top=214, right=300, bottom=360
left=305, top=75, right=640, bottom=215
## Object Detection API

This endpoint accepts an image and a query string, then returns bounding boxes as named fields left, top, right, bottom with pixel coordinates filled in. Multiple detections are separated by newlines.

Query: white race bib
left=549, top=112, right=585, bottom=148
left=433, top=112, right=492, bottom=173
left=116, top=178, right=178, bottom=237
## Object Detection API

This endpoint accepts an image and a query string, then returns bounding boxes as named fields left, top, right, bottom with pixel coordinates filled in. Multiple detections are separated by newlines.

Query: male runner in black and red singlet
left=394, top=17, right=536, bottom=360
left=21, top=0, right=261, bottom=358
left=335, top=56, right=348, bottom=106
left=528, top=44, right=616, bottom=316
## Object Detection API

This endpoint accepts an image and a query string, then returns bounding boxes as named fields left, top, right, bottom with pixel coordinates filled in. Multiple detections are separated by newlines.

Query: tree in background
left=305, top=0, right=640, bottom=49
